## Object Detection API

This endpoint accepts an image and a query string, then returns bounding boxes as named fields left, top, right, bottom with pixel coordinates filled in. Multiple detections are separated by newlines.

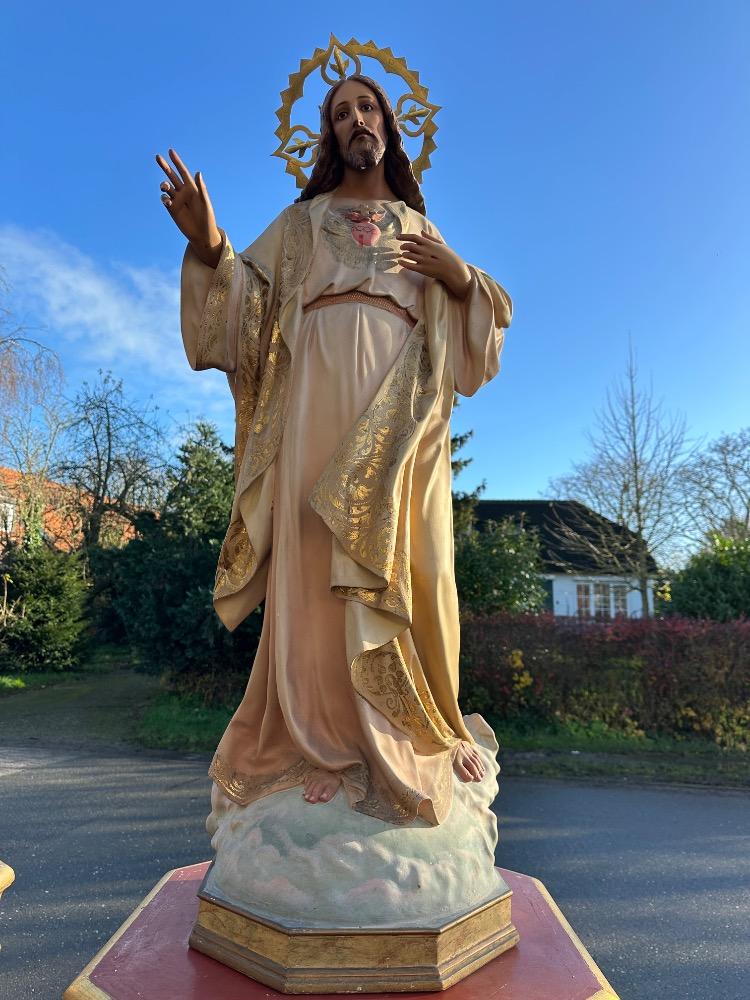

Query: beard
left=342, top=134, right=386, bottom=171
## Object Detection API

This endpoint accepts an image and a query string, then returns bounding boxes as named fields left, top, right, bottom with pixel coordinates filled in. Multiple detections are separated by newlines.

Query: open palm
left=156, top=148, right=222, bottom=266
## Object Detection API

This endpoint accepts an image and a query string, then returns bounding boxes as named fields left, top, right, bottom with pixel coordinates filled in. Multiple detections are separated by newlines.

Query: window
left=594, top=583, right=610, bottom=619
left=541, top=579, right=554, bottom=613
left=0, top=501, right=15, bottom=535
left=612, top=584, right=628, bottom=617
left=576, top=583, right=591, bottom=618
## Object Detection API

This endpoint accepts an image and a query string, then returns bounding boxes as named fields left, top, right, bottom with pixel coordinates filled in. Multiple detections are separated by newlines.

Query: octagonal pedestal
left=189, top=866, right=519, bottom=993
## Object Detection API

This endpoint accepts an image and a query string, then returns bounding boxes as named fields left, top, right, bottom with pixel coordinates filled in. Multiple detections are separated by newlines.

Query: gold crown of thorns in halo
left=272, top=34, right=440, bottom=189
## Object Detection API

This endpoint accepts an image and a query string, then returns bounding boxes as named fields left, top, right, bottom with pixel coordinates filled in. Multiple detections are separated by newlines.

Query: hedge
left=459, top=613, right=750, bottom=750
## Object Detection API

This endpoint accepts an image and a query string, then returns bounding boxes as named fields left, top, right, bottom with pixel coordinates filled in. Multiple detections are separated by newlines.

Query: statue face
left=330, top=79, right=387, bottom=172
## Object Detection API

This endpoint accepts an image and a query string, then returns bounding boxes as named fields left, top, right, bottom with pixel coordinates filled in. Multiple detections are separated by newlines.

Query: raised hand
left=155, top=149, right=222, bottom=268
left=396, top=230, right=472, bottom=300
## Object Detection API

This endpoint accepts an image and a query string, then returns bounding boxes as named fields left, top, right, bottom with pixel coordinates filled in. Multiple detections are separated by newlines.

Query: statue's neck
left=333, top=162, right=397, bottom=202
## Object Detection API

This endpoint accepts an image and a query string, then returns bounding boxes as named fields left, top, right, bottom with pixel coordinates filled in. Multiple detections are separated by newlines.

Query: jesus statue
left=156, top=70, right=512, bottom=829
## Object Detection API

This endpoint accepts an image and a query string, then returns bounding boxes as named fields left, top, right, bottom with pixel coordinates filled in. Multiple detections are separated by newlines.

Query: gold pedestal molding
left=0, top=861, right=14, bottom=900
left=189, top=881, right=519, bottom=994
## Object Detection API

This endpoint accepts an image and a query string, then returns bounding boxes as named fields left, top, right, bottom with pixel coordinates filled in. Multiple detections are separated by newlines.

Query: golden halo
left=272, top=34, right=440, bottom=189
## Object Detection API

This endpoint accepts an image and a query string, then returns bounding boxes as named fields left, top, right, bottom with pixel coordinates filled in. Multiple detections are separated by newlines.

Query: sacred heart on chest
left=322, top=204, right=401, bottom=271
left=344, top=209, right=386, bottom=246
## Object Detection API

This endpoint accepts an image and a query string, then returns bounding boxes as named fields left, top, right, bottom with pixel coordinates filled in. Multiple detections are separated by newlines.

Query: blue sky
left=2, top=1, right=748, bottom=499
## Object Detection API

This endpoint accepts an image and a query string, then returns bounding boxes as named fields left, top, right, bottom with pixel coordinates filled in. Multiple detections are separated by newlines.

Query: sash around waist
left=302, top=290, right=417, bottom=329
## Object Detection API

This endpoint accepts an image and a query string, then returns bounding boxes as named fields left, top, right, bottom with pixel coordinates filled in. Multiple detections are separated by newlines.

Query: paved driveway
left=0, top=745, right=748, bottom=1000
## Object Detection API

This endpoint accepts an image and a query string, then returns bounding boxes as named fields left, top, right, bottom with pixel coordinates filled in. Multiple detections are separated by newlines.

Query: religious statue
left=155, top=37, right=518, bottom=992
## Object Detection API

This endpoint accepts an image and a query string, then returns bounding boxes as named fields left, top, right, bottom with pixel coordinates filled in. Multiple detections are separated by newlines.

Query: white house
left=473, top=500, right=657, bottom=619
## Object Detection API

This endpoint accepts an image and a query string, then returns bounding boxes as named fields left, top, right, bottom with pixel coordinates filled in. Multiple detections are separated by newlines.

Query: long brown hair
left=297, top=74, right=426, bottom=214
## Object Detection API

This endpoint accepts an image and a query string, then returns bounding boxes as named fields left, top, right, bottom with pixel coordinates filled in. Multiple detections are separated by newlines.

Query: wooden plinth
left=63, top=862, right=620, bottom=1000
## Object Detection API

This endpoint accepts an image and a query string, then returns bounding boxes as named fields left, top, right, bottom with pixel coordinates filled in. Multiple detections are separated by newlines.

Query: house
left=0, top=467, right=80, bottom=552
left=0, top=467, right=135, bottom=552
left=473, top=499, right=658, bottom=619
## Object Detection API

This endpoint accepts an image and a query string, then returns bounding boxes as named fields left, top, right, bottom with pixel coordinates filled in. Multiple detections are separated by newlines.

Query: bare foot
left=453, top=741, right=486, bottom=782
left=303, top=768, right=342, bottom=804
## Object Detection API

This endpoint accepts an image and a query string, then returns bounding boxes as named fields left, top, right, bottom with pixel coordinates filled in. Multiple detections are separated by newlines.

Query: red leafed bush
left=459, top=613, right=750, bottom=749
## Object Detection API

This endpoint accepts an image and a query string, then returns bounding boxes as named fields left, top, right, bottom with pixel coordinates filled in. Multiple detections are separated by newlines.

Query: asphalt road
left=0, top=745, right=748, bottom=1000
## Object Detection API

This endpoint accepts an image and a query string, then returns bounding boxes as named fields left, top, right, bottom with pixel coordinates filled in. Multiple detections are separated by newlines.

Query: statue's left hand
left=396, top=231, right=472, bottom=300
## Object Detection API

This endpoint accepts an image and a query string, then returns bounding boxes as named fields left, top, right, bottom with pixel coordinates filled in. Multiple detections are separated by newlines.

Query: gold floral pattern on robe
left=309, top=325, right=433, bottom=580
left=350, top=638, right=456, bottom=754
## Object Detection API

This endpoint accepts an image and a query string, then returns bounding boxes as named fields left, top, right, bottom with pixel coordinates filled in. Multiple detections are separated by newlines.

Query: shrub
left=0, top=545, right=88, bottom=672
left=670, top=536, right=750, bottom=621
left=459, top=613, right=750, bottom=749
left=455, top=518, right=546, bottom=615
left=88, top=422, right=261, bottom=706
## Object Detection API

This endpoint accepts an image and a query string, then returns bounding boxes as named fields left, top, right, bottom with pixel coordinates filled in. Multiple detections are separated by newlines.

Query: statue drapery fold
left=179, top=191, right=512, bottom=824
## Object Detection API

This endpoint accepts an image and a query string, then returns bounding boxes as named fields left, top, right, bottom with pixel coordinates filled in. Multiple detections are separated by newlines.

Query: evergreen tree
left=669, top=536, right=750, bottom=621
left=454, top=518, right=545, bottom=616
left=89, top=421, right=260, bottom=704
left=451, top=420, right=484, bottom=537
left=0, top=545, right=87, bottom=671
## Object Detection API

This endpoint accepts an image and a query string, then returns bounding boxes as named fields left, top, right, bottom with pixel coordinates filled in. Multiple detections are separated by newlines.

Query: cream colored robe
left=180, top=190, right=512, bottom=825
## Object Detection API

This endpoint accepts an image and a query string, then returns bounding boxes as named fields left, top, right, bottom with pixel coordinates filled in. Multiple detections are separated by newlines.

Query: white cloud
left=0, top=225, right=234, bottom=435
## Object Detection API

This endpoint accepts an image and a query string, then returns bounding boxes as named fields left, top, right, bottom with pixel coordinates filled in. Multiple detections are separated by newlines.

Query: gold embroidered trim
left=351, top=750, right=455, bottom=826
left=309, top=329, right=433, bottom=579
left=334, top=548, right=411, bottom=620
left=303, top=290, right=416, bottom=328
left=280, top=203, right=313, bottom=306
left=233, top=259, right=268, bottom=473
left=236, top=319, right=291, bottom=495
left=414, top=669, right=458, bottom=742
left=214, top=520, right=257, bottom=600
left=350, top=637, right=455, bottom=753
left=209, top=752, right=314, bottom=804
left=210, top=753, right=373, bottom=809
left=209, top=725, right=455, bottom=827
left=196, top=237, right=236, bottom=368
left=353, top=774, right=425, bottom=825
left=212, top=211, right=305, bottom=604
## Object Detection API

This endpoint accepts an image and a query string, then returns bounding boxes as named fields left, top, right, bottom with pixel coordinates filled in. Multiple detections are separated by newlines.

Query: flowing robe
left=180, top=190, right=512, bottom=826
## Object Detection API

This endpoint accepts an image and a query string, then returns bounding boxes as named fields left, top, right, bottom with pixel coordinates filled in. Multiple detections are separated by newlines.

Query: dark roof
left=473, top=499, right=659, bottom=576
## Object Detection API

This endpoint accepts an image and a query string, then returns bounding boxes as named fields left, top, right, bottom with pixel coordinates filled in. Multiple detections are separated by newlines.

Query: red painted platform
left=64, top=862, right=619, bottom=999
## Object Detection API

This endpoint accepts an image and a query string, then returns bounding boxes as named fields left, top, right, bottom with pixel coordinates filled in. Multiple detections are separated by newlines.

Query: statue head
left=298, top=74, right=426, bottom=213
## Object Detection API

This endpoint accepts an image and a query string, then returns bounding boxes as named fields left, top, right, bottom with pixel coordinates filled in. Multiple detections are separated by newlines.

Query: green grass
left=135, top=691, right=233, bottom=752
left=496, top=718, right=750, bottom=788
left=494, top=717, right=718, bottom=755
left=501, top=747, right=750, bottom=787
left=0, top=671, right=82, bottom=695
left=81, top=642, right=144, bottom=673
left=0, top=643, right=143, bottom=697
left=134, top=691, right=750, bottom=790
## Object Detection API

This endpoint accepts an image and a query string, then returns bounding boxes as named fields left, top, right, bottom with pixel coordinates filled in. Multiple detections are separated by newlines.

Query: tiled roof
left=473, top=499, right=659, bottom=575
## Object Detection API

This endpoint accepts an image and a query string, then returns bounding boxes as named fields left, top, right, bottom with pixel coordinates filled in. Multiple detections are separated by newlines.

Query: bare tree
left=55, top=373, right=167, bottom=550
left=0, top=271, right=69, bottom=548
left=679, top=427, right=750, bottom=545
left=548, top=348, right=689, bottom=614
left=0, top=269, right=63, bottom=426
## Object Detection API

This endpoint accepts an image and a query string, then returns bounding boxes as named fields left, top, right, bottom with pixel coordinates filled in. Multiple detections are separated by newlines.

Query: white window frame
left=0, top=500, right=15, bottom=535
left=574, top=577, right=633, bottom=620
